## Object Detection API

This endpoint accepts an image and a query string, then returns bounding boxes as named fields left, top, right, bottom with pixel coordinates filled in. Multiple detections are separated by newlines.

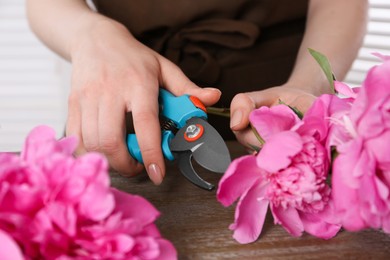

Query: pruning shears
left=127, top=89, right=231, bottom=190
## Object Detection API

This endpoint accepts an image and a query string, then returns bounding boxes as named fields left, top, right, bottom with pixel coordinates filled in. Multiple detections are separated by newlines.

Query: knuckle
left=134, top=110, right=158, bottom=125
left=98, top=136, right=122, bottom=155
left=231, top=93, right=255, bottom=110
left=140, top=146, right=159, bottom=162
left=83, top=139, right=100, bottom=152
left=79, top=83, right=99, bottom=99
left=67, top=92, right=79, bottom=107
left=68, top=83, right=99, bottom=105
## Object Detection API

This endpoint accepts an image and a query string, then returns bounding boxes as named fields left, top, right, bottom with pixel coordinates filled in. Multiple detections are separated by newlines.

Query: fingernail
left=148, top=163, right=163, bottom=185
left=230, top=110, right=242, bottom=129
left=204, top=87, right=221, bottom=94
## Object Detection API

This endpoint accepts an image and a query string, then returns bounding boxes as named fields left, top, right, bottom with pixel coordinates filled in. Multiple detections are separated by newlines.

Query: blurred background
left=1, top=0, right=390, bottom=152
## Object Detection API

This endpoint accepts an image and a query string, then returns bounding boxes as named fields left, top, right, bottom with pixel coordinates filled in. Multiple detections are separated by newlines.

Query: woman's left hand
left=229, top=85, right=317, bottom=150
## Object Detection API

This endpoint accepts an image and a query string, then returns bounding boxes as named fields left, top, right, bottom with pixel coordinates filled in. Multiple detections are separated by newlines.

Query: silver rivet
left=185, top=124, right=200, bottom=139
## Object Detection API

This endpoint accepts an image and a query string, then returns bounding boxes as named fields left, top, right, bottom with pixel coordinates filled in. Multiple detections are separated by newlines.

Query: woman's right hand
left=67, top=18, right=221, bottom=184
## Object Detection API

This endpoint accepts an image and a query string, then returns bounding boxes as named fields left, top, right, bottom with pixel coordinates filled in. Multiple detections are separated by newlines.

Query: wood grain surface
left=111, top=141, right=390, bottom=260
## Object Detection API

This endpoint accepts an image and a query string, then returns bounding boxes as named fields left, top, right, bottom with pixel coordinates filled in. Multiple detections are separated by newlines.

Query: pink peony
left=329, top=56, right=390, bottom=233
left=217, top=105, right=341, bottom=244
left=0, top=229, right=24, bottom=260
left=0, top=125, right=176, bottom=259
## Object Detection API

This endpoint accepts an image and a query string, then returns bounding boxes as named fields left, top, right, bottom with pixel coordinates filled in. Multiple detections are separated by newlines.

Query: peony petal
left=257, top=131, right=303, bottom=173
left=332, top=165, right=367, bottom=231
left=357, top=173, right=388, bottom=229
left=111, top=234, right=134, bottom=253
left=141, top=223, right=162, bottom=238
left=334, top=81, right=357, bottom=99
left=0, top=230, right=24, bottom=260
left=22, top=125, right=56, bottom=155
left=362, top=58, right=390, bottom=105
left=57, top=136, right=79, bottom=155
left=356, top=106, right=387, bottom=139
left=230, top=180, right=269, bottom=244
left=134, top=236, right=160, bottom=259
left=271, top=205, right=304, bottom=237
left=78, top=183, right=115, bottom=221
left=302, top=94, right=353, bottom=145
left=372, top=52, right=390, bottom=61
left=299, top=206, right=341, bottom=239
left=375, top=176, right=389, bottom=201
left=382, top=213, right=390, bottom=234
left=217, top=155, right=263, bottom=207
left=366, top=131, right=390, bottom=166
left=350, top=58, right=390, bottom=129
left=333, top=139, right=364, bottom=189
left=155, top=239, right=178, bottom=260
left=111, top=189, right=160, bottom=226
left=249, top=105, right=300, bottom=142
left=47, top=203, right=77, bottom=237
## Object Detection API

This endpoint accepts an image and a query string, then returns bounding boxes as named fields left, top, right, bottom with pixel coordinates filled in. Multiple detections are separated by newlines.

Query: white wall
left=0, top=0, right=70, bottom=152
left=0, top=0, right=389, bottom=152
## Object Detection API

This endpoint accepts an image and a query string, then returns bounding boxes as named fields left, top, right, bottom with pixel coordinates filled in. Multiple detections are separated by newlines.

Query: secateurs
left=127, top=89, right=231, bottom=190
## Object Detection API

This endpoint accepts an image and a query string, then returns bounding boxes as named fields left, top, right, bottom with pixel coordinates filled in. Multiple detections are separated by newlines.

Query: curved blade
left=170, top=117, right=231, bottom=173
left=176, top=150, right=214, bottom=190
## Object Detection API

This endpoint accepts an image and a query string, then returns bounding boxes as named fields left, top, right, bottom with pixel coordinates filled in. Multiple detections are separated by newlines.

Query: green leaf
left=308, top=48, right=336, bottom=94
left=278, top=99, right=303, bottom=119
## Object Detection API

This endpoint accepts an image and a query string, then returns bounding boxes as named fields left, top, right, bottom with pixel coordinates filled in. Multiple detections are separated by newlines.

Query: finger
left=79, top=93, right=99, bottom=153
left=131, top=86, right=165, bottom=185
left=98, top=95, right=143, bottom=177
left=233, top=127, right=263, bottom=152
left=230, top=89, right=282, bottom=131
left=229, top=93, right=256, bottom=131
left=66, top=92, right=87, bottom=156
left=158, top=57, right=221, bottom=106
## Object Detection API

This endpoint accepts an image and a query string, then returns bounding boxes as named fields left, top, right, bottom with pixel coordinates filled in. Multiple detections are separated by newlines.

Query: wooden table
left=111, top=141, right=390, bottom=260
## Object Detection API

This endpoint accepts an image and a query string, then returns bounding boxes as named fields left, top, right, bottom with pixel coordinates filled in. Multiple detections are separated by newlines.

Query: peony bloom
left=329, top=56, right=390, bottom=233
left=0, top=125, right=176, bottom=259
left=217, top=105, right=341, bottom=244
left=0, top=229, right=24, bottom=260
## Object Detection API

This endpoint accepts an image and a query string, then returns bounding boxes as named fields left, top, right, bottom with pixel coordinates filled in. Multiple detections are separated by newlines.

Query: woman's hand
left=67, top=19, right=221, bottom=184
left=229, top=86, right=317, bottom=150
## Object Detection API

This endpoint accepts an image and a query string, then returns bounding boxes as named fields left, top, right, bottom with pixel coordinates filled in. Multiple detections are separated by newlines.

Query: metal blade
left=176, top=150, right=214, bottom=190
left=170, top=117, right=231, bottom=173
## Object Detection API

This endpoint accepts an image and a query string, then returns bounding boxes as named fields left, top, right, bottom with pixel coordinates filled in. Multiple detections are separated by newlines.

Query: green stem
left=206, top=107, right=231, bottom=118
left=250, top=123, right=265, bottom=146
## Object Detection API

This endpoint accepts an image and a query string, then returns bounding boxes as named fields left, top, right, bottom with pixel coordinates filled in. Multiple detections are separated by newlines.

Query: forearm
left=26, top=0, right=110, bottom=60
left=286, top=0, right=369, bottom=95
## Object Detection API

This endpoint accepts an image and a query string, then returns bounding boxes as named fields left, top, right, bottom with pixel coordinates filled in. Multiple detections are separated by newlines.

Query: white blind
left=344, top=0, right=390, bottom=85
left=0, top=0, right=389, bottom=152
left=0, top=0, right=70, bottom=152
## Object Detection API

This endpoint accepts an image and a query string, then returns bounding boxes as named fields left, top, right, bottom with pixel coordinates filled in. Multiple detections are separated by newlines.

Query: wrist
left=283, top=75, right=332, bottom=96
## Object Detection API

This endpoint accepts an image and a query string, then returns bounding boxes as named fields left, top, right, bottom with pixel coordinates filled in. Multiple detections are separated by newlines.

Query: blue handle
left=127, top=89, right=207, bottom=163
left=158, top=89, right=207, bottom=128
left=127, top=130, right=174, bottom=163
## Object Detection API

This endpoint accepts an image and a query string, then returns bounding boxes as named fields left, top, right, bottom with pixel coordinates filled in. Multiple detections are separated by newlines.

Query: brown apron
left=92, top=0, right=309, bottom=139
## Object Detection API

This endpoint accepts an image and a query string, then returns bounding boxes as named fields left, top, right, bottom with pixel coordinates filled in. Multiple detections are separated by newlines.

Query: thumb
left=159, top=57, right=221, bottom=106
left=230, top=89, right=284, bottom=131
left=229, top=93, right=256, bottom=131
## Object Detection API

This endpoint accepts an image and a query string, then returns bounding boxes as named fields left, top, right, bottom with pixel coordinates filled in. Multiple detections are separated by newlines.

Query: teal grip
left=127, top=134, right=143, bottom=163
left=127, top=130, right=175, bottom=164
left=127, top=89, right=207, bottom=163
left=159, top=89, right=207, bottom=128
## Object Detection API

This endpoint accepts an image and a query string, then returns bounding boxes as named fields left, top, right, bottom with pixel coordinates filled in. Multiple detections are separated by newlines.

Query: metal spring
left=160, top=117, right=178, bottom=134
